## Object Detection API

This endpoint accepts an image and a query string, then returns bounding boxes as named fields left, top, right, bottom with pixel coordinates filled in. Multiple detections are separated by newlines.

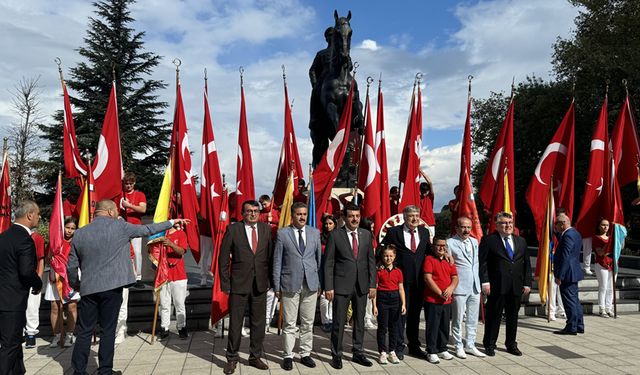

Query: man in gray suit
left=273, top=202, right=322, bottom=371
left=324, top=203, right=377, bottom=369
left=447, top=217, right=486, bottom=359
left=67, top=199, right=188, bottom=375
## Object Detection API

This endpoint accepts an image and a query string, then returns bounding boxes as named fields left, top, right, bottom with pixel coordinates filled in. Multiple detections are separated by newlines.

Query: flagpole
left=354, top=77, right=373, bottom=198
left=547, top=179, right=553, bottom=323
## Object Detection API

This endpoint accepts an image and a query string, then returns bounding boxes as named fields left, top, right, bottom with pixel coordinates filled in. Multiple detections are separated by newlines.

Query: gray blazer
left=447, top=235, right=480, bottom=295
left=67, top=216, right=173, bottom=296
left=272, top=225, right=322, bottom=293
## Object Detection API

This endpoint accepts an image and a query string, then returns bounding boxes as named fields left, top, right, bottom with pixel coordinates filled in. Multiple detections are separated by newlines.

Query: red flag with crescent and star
left=457, top=90, right=482, bottom=240
left=211, top=186, right=230, bottom=325
left=575, top=98, right=608, bottom=238
left=234, top=83, right=255, bottom=220
left=479, top=98, right=515, bottom=231
left=313, top=82, right=355, bottom=226
left=0, top=148, right=11, bottom=233
left=170, top=83, right=200, bottom=262
left=92, top=81, right=123, bottom=201
left=376, top=83, right=391, bottom=230
left=611, top=95, right=640, bottom=187
left=398, top=84, right=423, bottom=212
left=61, top=82, right=88, bottom=184
left=358, top=87, right=380, bottom=222
left=526, top=100, right=575, bottom=240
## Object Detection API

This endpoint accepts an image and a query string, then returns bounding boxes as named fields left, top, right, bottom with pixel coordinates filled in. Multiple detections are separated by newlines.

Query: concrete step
left=527, top=287, right=640, bottom=304
left=530, top=274, right=640, bottom=289
left=521, top=299, right=640, bottom=316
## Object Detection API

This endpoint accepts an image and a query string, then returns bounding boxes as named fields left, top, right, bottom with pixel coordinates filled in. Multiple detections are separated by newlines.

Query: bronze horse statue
left=309, top=10, right=364, bottom=176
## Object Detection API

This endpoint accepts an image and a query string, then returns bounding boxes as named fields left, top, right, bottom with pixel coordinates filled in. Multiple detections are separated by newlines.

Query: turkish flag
left=170, top=84, right=200, bottom=262
left=611, top=96, right=640, bottom=187
left=234, top=85, right=255, bottom=220
left=479, top=99, right=515, bottom=231
left=0, top=150, right=10, bottom=233
left=313, top=82, right=355, bottom=226
left=272, top=82, right=303, bottom=207
left=200, top=82, right=223, bottom=248
left=575, top=98, right=608, bottom=238
left=376, top=84, right=391, bottom=228
left=152, top=234, right=169, bottom=291
left=526, top=100, right=575, bottom=240
left=211, top=188, right=230, bottom=325
left=358, top=90, right=380, bottom=221
left=61, top=82, right=88, bottom=184
left=398, top=85, right=423, bottom=211
left=92, top=82, right=123, bottom=201
left=49, top=172, right=73, bottom=299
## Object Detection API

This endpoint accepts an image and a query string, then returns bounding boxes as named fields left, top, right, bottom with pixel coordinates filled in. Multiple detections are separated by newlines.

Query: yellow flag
left=537, top=182, right=554, bottom=306
left=503, top=168, right=511, bottom=214
left=153, top=157, right=173, bottom=223
left=278, top=172, right=295, bottom=229
left=78, top=178, right=90, bottom=228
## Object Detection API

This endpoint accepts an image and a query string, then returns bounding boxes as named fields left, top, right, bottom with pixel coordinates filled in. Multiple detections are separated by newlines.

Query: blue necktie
left=298, top=229, right=305, bottom=254
left=504, top=237, right=514, bottom=260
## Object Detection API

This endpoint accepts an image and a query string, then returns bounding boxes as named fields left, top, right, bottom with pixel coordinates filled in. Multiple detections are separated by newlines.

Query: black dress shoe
left=248, top=358, right=269, bottom=370
left=282, top=358, right=293, bottom=371
left=577, top=328, right=584, bottom=334
left=223, top=361, right=237, bottom=375
left=507, top=346, right=522, bottom=356
left=300, top=356, right=316, bottom=368
left=485, top=347, right=496, bottom=356
left=395, top=351, right=404, bottom=360
left=408, top=347, right=427, bottom=358
left=352, top=353, right=373, bottom=367
left=330, top=356, right=343, bottom=369
left=553, top=329, right=577, bottom=335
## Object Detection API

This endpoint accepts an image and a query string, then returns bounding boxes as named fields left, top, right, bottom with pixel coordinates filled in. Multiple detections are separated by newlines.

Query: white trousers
left=582, top=237, right=592, bottom=270
left=116, top=287, right=129, bottom=336
left=451, top=293, right=480, bottom=350
left=319, top=292, right=333, bottom=324
left=281, top=283, right=317, bottom=358
left=131, top=237, right=142, bottom=280
left=160, top=279, right=188, bottom=330
left=549, top=277, right=565, bottom=316
left=266, top=289, right=277, bottom=325
left=365, top=297, right=375, bottom=325
left=595, top=264, right=614, bottom=311
left=199, top=235, right=213, bottom=279
left=25, top=288, right=42, bottom=336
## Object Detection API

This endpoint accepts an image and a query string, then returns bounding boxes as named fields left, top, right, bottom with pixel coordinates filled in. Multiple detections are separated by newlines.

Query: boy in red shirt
left=158, top=222, right=189, bottom=340
left=423, top=237, right=458, bottom=364
left=119, top=172, right=147, bottom=284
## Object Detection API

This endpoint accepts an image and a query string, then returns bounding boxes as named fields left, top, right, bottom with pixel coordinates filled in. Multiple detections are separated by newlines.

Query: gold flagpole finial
left=2, top=137, right=8, bottom=154
left=622, top=79, right=629, bottom=96
left=204, top=68, right=208, bottom=82
left=468, top=75, right=474, bottom=99
left=282, top=64, right=287, bottom=85
left=111, top=62, right=117, bottom=82
left=605, top=79, right=610, bottom=97
left=510, top=76, right=515, bottom=98
left=173, top=59, right=182, bottom=86
left=239, top=66, right=244, bottom=87
left=55, top=57, right=64, bottom=83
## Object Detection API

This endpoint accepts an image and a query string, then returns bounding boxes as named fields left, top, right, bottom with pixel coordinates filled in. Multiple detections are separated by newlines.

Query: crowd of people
left=0, top=171, right=615, bottom=375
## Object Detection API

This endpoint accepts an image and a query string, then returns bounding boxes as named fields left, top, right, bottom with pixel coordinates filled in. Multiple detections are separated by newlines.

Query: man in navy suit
left=272, top=202, right=322, bottom=371
left=553, top=213, right=585, bottom=335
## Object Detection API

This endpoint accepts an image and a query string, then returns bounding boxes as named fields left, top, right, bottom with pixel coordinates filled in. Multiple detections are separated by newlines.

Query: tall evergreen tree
left=39, top=0, right=169, bottom=209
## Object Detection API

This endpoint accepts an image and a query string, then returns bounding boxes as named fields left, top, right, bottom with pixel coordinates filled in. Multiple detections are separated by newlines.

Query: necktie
left=298, top=229, right=305, bottom=254
left=410, top=230, right=417, bottom=253
left=251, top=226, right=258, bottom=253
left=504, top=236, right=514, bottom=260
left=351, top=232, right=359, bottom=258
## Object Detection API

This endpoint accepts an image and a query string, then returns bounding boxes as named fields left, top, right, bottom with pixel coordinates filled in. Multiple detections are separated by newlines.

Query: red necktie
left=410, top=230, right=417, bottom=253
left=251, top=226, right=258, bottom=253
left=351, top=232, right=359, bottom=258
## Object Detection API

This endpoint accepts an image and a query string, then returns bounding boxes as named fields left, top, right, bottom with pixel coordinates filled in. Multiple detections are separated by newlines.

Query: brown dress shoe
left=223, top=360, right=237, bottom=374
left=248, top=358, right=269, bottom=370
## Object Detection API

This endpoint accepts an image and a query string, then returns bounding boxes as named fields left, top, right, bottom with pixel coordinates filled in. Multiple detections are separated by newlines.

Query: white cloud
left=359, top=39, right=379, bottom=51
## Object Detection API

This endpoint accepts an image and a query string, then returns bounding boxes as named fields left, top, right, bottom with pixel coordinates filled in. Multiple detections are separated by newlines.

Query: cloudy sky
left=0, top=0, right=579, bottom=210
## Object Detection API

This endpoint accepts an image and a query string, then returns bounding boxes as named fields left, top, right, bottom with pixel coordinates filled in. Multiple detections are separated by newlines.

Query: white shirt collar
left=14, top=223, right=32, bottom=235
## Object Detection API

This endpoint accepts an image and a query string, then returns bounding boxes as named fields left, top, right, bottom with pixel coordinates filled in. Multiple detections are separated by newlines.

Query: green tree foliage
left=38, top=0, right=169, bottom=210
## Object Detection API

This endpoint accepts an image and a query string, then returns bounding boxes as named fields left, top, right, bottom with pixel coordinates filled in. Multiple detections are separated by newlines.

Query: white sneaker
left=379, top=352, right=388, bottom=364
left=438, top=351, right=454, bottom=360
left=427, top=354, right=440, bottom=363
left=584, top=269, right=594, bottom=275
left=550, top=315, right=557, bottom=321
left=599, top=309, right=609, bottom=318
left=388, top=351, right=400, bottom=364
left=606, top=309, right=615, bottom=317
left=50, top=334, right=61, bottom=348
left=455, top=347, right=467, bottom=359
left=114, top=331, right=125, bottom=344
left=241, top=327, right=250, bottom=337
left=364, top=322, right=376, bottom=330
left=465, top=346, right=486, bottom=357
left=63, top=334, right=74, bottom=347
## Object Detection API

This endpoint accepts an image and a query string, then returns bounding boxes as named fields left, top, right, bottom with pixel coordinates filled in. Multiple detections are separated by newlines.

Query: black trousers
left=424, top=302, right=450, bottom=354
left=0, top=310, right=27, bottom=375
left=397, top=282, right=423, bottom=353
left=72, top=287, right=123, bottom=375
left=482, top=292, right=520, bottom=350
left=331, top=289, right=367, bottom=358
left=376, top=291, right=400, bottom=353
left=226, top=283, right=266, bottom=361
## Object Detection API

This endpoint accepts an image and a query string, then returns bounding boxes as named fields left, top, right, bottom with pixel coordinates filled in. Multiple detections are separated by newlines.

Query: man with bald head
left=552, top=213, right=585, bottom=335
left=68, top=199, right=189, bottom=375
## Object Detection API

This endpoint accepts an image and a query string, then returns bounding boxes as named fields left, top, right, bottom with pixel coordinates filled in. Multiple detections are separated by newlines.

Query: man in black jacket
left=0, top=201, right=43, bottom=375
left=479, top=211, right=532, bottom=357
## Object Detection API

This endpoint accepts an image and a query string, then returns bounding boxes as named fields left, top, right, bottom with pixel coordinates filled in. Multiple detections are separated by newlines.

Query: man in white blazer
left=447, top=217, right=486, bottom=359
left=273, top=202, right=322, bottom=371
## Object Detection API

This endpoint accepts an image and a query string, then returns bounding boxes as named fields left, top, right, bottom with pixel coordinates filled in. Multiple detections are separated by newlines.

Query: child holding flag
left=158, top=221, right=189, bottom=340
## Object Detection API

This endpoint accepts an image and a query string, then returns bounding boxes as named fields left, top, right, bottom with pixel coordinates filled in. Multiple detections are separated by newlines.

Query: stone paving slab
left=23, top=313, right=640, bottom=374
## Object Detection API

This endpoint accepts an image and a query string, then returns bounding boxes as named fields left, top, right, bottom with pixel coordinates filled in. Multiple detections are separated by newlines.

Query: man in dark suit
left=479, top=211, right=531, bottom=357
left=380, top=205, right=431, bottom=358
left=324, top=203, right=376, bottom=369
left=219, top=200, right=273, bottom=374
left=0, top=201, right=43, bottom=375
left=553, top=213, right=585, bottom=335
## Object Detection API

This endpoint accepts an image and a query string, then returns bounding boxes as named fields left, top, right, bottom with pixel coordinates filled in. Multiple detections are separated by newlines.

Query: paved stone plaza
left=23, top=312, right=640, bottom=374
